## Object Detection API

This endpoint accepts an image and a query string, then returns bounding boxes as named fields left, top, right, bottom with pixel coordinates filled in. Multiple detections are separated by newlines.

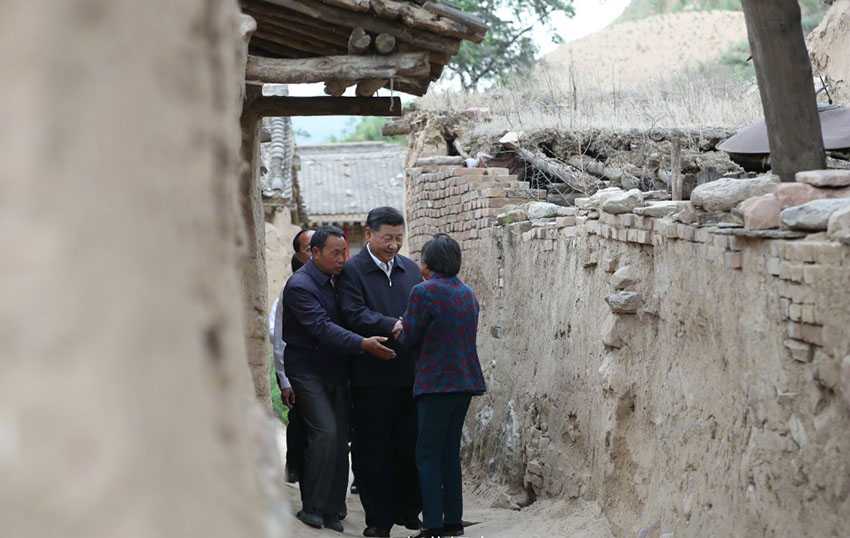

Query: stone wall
left=405, top=167, right=850, bottom=537
left=1, top=2, right=287, bottom=538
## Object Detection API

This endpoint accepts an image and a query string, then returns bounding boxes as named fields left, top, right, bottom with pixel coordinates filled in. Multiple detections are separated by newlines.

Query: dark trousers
left=351, top=386, right=421, bottom=529
left=285, top=406, right=305, bottom=478
left=289, top=373, right=349, bottom=516
left=415, top=392, right=472, bottom=530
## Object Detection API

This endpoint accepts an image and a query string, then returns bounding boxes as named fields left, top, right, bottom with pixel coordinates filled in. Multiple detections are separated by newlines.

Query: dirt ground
left=276, top=426, right=614, bottom=538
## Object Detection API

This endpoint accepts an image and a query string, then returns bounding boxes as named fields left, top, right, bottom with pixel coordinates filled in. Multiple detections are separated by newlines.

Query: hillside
left=617, top=0, right=829, bottom=24
left=542, top=10, right=749, bottom=91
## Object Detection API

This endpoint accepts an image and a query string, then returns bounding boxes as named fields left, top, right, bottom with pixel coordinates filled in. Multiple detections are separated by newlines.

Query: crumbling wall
left=406, top=167, right=850, bottom=537
left=808, top=0, right=850, bottom=104
left=1, top=2, right=287, bottom=538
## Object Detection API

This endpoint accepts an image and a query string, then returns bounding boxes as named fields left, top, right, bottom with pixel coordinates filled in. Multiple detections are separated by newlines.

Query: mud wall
left=1, top=2, right=286, bottom=538
left=406, top=167, right=850, bottom=537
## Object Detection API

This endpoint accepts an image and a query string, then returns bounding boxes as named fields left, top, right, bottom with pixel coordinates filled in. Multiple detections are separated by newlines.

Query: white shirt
left=366, top=242, right=394, bottom=286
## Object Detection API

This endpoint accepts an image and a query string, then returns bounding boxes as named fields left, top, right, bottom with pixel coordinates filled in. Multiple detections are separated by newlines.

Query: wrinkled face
left=296, top=230, right=314, bottom=264
left=366, top=224, right=404, bottom=263
left=312, top=234, right=347, bottom=276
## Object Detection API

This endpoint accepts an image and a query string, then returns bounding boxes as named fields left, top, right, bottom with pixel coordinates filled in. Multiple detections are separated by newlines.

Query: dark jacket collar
left=304, top=259, right=333, bottom=286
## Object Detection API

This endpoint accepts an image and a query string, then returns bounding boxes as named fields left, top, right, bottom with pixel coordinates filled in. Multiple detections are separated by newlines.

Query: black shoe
left=284, top=464, right=299, bottom=484
left=395, top=516, right=422, bottom=530
left=363, top=526, right=391, bottom=537
left=443, top=523, right=464, bottom=536
left=338, top=508, right=347, bottom=521
left=296, top=510, right=323, bottom=529
left=323, top=515, right=344, bottom=533
left=410, top=529, right=442, bottom=538
left=350, top=483, right=359, bottom=495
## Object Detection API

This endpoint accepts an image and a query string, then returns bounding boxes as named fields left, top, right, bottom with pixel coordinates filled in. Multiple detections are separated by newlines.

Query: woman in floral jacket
left=397, top=233, right=487, bottom=538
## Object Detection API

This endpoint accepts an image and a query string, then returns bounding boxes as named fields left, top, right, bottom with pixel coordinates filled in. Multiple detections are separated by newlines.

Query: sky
left=290, top=0, right=630, bottom=143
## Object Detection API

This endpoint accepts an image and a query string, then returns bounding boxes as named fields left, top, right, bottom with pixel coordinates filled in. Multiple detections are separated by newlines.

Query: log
left=369, top=0, right=483, bottom=42
left=381, top=119, right=411, bottom=136
left=356, top=79, right=390, bottom=97
left=415, top=156, right=465, bottom=166
left=251, top=96, right=403, bottom=116
left=252, top=14, right=349, bottom=48
left=256, top=0, right=462, bottom=55
left=671, top=137, right=683, bottom=201
left=374, top=33, right=396, bottom=54
left=249, top=37, right=313, bottom=59
left=741, top=0, right=825, bottom=181
left=423, top=1, right=487, bottom=36
left=323, top=0, right=370, bottom=12
left=517, top=148, right=603, bottom=194
left=245, top=52, right=430, bottom=83
left=324, top=80, right=354, bottom=97
left=348, top=26, right=371, bottom=54
left=254, top=29, right=339, bottom=56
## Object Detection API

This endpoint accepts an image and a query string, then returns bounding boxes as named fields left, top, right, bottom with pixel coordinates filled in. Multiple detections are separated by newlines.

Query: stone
left=813, top=350, right=840, bottom=390
left=525, top=202, right=562, bottom=220
left=780, top=198, right=850, bottom=232
left=497, top=208, right=528, bottom=225
left=557, top=206, right=578, bottom=217
left=601, top=314, right=626, bottom=348
left=775, top=182, right=850, bottom=209
left=602, top=256, right=619, bottom=273
left=634, top=201, right=687, bottom=218
left=673, top=202, right=702, bottom=225
left=840, top=356, right=850, bottom=410
left=784, top=339, right=813, bottom=363
left=739, top=193, right=781, bottom=230
left=499, top=130, right=524, bottom=149
left=578, top=187, right=624, bottom=210
left=827, top=205, right=850, bottom=239
left=690, top=175, right=780, bottom=211
left=611, top=265, right=639, bottom=290
left=788, top=415, right=807, bottom=448
left=796, top=169, right=850, bottom=187
left=601, top=189, right=644, bottom=215
left=605, top=291, right=644, bottom=314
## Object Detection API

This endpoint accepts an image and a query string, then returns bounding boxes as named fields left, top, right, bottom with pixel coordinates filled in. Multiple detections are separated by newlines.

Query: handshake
left=359, top=319, right=404, bottom=360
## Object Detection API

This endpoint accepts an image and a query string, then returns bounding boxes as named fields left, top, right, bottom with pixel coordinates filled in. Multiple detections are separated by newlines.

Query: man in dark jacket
left=282, top=226, right=396, bottom=533
left=337, top=207, right=424, bottom=537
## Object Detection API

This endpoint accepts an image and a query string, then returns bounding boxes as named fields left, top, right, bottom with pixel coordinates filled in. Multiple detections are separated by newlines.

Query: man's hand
left=280, top=387, right=295, bottom=408
left=392, top=320, right=403, bottom=340
left=361, top=336, right=396, bottom=360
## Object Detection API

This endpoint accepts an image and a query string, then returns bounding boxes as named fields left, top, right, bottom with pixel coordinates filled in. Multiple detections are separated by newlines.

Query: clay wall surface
left=1, top=2, right=287, bottom=537
left=406, top=167, right=850, bottom=537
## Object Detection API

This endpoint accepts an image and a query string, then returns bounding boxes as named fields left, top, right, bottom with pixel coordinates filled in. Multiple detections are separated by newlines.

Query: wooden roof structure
left=240, top=0, right=486, bottom=110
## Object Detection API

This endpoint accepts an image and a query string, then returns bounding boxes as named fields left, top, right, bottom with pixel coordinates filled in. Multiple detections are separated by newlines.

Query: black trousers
left=289, top=373, right=349, bottom=516
left=285, top=406, right=305, bottom=478
left=351, top=386, right=421, bottom=529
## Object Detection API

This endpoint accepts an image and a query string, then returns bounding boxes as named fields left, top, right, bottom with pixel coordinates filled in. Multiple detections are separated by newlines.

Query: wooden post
left=671, top=137, right=682, bottom=201
left=741, top=0, right=825, bottom=182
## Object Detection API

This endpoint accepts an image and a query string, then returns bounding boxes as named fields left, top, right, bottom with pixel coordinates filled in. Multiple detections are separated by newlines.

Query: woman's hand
left=361, top=336, right=397, bottom=360
left=392, top=320, right=403, bottom=339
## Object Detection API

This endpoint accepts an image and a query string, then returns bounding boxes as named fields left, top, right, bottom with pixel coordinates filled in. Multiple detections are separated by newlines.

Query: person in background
left=271, top=228, right=315, bottom=483
left=282, top=226, right=396, bottom=533
left=337, top=207, right=423, bottom=538
left=397, top=234, right=487, bottom=538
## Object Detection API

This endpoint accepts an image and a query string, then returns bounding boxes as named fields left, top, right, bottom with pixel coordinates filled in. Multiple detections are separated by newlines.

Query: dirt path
left=276, top=426, right=614, bottom=538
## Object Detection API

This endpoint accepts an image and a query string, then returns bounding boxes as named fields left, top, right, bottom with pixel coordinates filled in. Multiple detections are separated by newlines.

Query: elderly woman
left=397, top=234, right=486, bottom=538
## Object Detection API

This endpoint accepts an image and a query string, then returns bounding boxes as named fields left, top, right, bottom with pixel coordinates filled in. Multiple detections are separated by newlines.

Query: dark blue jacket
left=337, top=246, right=423, bottom=387
left=282, top=259, right=363, bottom=384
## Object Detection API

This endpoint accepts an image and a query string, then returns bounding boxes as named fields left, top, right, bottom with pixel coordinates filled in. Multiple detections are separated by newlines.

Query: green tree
left=449, top=0, right=575, bottom=90
left=329, top=116, right=407, bottom=146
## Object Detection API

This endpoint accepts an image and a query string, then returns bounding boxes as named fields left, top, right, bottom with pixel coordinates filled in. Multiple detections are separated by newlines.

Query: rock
left=840, top=356, right=850, bottom=410
left=740, top=194, right=781, bottom=230
left=796, top=169, right=850, bottom=187
left=497, top=208, right=528, bottom=225
left=780, top=198, right=850, bottom=232
left=601, top=189, right=644, bottom=215
left=602, top=256, right=619, bottom=273
left=611, top=265, right=639, bottom=290
left=601, top=314, right=626, bottom=348
left=634, top=201, right=687, bottom=218
left=605, top=291, right=644, bottom=314
left=525, top=202, right=561, bottom=220
left=690, top=175, right=780, bottom=211
left=643, top=190, right=672, bottom=201
left=813, top=350, right=840, bottom=390
left=557, top=206, right=578, bottom=217
left=788, top=415, right=807, bottom=448
left=673, top=202, right=702, bottom=225
left=784, top=339, right=813, bottom=363
left=498, top=130, right=524, bottom=149
left=775, top=182, right=850, bottom=209
left=827, top=205, right=850, bottom=239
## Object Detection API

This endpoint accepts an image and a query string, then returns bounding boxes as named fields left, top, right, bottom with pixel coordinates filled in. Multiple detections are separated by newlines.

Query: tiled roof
left=297, top=142, right=405, bottom=221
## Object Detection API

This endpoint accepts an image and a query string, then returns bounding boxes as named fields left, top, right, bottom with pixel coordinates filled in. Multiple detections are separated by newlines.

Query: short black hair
left=366, top=207, right=404, bottom=231
left=421, top=233, right=461, bottom=277
left=291, top=252, right=303, bottom=273
left=293, top=228, right=315, bottom=253
left=310, top=226, right=346, bottom=251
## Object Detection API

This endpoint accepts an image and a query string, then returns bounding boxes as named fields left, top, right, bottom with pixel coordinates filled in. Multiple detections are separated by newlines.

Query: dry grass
left=419, top=63, right=763, bottom=138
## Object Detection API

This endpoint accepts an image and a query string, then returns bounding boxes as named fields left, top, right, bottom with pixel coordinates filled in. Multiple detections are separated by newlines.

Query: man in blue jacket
left=282, top=226, right=396, bottom=533
left=337, top=207, right=424, bottom=537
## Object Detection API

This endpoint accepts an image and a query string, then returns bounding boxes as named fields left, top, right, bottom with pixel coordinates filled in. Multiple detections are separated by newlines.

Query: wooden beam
left=253, top=0, right=461, bottom=55
left=254, top=29, right=340, bottom=56
left=741, top=0, right=825, bottom=181
left=381, top=119, right=411, bottom=136
left=348, top=26, right=371, bottom=54
left=253, top=15, right=349, bottom=48
left=250, top=37, right=313, bottom=58
left=423, top=1, right=487, bottom=36
left=356, top=79, right=389, bottom=97
left=324, top=80, right=354, bottom=97
left=516, top=148, right=603, bottom=194
left=375, top=33, right=396, bottom=54
left=251, top=96, right=403, bottom=116
left=245, top=52, right=430, bottom=83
